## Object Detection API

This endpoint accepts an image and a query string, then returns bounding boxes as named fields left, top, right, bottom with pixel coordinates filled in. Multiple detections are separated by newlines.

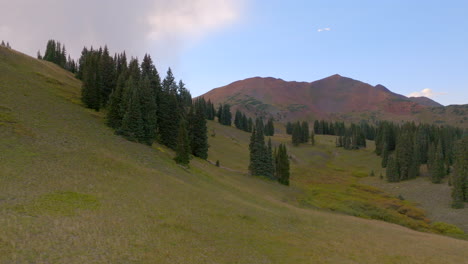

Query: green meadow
left=1, top=46, right=468, bottom=263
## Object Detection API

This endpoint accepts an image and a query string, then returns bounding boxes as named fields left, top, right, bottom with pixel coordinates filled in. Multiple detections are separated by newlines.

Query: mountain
left=409, top=96, right=444, bottom=107
left=201, top=75, right=466, bottom=127
left=2, top=46, right=468, bottom=263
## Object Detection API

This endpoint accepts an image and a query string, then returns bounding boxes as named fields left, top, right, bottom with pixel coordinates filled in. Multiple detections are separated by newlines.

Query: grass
left=1, top=46, right=468, bottom=263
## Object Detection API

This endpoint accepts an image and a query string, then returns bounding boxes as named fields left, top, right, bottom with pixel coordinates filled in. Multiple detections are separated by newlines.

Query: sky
left=1, top=0, right=467, bottom=105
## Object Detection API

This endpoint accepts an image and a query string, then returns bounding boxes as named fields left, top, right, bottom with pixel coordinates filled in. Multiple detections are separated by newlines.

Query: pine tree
left=396, top=129, right=413, bottom=181
left=174, top=119, right=191, bottom=166
left=106, top=73, right=127, bottom=129
left=118, top=78, right=144, bottom=142
left=158, top=68, right=180, bottom=149
left=99, top=45, right=116, bottom=106
left=452, top=137, right=468, bottom=208
left=431, top=139, right=445, bottom=184
left=386, top=155, right=399, bottom=182
left=381, top=143, right=389, bottom=168
left=276, top=144, right=290, bottom=185
left=286, top=122, right=293, bottom=135
left=265, top=118, right=275, bottom=136
left=139, top=76, right=158, bottom=145
left=81, top=53, right=101, bottom=111
left=292, top=122, right=302, bottom=146
left=189, top=103, right=208, bottom=159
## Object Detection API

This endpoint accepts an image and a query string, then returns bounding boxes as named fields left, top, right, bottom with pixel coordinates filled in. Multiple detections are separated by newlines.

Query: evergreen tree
left=286, top=122, right=293, bottom=135
left=431, top=139, right=445, bottom=184
left=81, top=53, right=101, bottom=111
left=265, top=118, right=275, bottom=136
left=106, top=73, right=127, bottom=129
left=292, top=122, right=302, bottom=146
left=380, top=139, right=390, bottom=166
left=189, top=103, right=209, bottom=159
left=99, top=45, right=116, bottom=106
left=139, top=76, right=158, bottom=145
left=118, top=78, right=144, bottom=142
left=174, top=119, right=191, bottom=166
left=386, top=155, right=399, bottom=182
left=275, top=144, right=290, bottom=186
left=395, top=129, right=413, bottom=181
left=158, top=68, right=180, bottom=149
left=249, top=118, right=273, bottom=178
left=452, top=137, right=468, bottom=208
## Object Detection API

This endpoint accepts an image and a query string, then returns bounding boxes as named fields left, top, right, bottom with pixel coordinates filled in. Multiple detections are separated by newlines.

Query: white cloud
left=147, top=0, right=240, bottom=41
left=408, top=88, right=447, bottom=98
left=317, top=27, right=331, bottom=32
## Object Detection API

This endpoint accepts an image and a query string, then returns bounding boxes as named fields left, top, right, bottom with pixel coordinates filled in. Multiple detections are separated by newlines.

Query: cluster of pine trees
left=288, top=121, right=311, bottom=146
left=234, top=110, right=253, bottom=132
left=38, top=40, right=77, bottom=73
left=312, top=119, right=376, bottom=140
left=375, top=121, right=463, bottom=184
left=233, top=110, right=275, bottom=135
left=0, top=41, right=11, bottom=49
left=249, top=118, right=289, bottom=185
left=216, top=103, right=232, bottom=126
left=75, top=44, right=207, bottom=165
left=335, top=123, right=367, bottom=150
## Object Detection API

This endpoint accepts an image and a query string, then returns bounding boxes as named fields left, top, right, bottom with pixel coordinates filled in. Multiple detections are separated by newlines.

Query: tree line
left=249, top=118, right=289, bottom=185
left=73, top=44, right=208, bottom=166
left=38, top=40, right=77, bottom=73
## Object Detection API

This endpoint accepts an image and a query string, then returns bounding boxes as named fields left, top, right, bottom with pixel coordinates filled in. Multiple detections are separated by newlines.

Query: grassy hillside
left=1, top=46, right=468, bottom=263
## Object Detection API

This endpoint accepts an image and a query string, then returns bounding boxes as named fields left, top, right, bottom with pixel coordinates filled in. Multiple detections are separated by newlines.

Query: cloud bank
left=0, top=0, right=244, bottom=61
left=408, top=88, right=446, bottom=98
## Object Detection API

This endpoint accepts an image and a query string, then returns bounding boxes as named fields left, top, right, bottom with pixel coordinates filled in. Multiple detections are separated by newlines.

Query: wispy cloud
left=317, top=27, right=331, bottom=32
left=408, top=88, right=447, bottom=98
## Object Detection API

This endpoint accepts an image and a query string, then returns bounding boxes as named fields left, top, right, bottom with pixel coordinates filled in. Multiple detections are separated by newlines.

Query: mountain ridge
left=201, top=75, right=466, bottom=127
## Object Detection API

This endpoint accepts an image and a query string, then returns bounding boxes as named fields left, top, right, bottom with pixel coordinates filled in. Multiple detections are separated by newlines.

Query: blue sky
left=2, top=0, right=467, bottom=105
left=177, top=0, right=468, bottom=105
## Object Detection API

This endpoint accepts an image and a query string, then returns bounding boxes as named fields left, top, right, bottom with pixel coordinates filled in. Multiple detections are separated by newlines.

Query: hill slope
left=1, top=46, right=468, bottom=263
left=201, top=76, right=467, bottom=127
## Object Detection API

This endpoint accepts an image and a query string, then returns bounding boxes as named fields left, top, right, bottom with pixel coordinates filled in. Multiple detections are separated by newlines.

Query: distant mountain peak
left=200, top=74, right=449, bottom=123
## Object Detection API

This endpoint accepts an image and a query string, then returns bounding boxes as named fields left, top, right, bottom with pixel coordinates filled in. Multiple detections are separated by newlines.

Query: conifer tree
left=292, top=122, right=302, bottom=146
left=265, top=118, right=275, bottom=136
left=174, top=119, right=191, bottom=166
left=431, top=139, right=445, bottom=184
left=118, top=78, right=144, bottom=142
left=81, top=53, right=101, bottom=111
left=99, top=45, right=116, bottom=105
left=106, top=73, right=127, bottom=129
left=189, top=103, right=208, bottom=159
left=301, top=121, right=309, bottom=143
left=275, top=144, right=290, bottom=185
left=286, top=122, right=293, bottom=135
left=452, top=137, right=468, bottom=208
left=139, top=76, right=158, bottom=145
left=158, top=68, right=180, bottom=149
left=386, top=155, right=399, bottom=182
